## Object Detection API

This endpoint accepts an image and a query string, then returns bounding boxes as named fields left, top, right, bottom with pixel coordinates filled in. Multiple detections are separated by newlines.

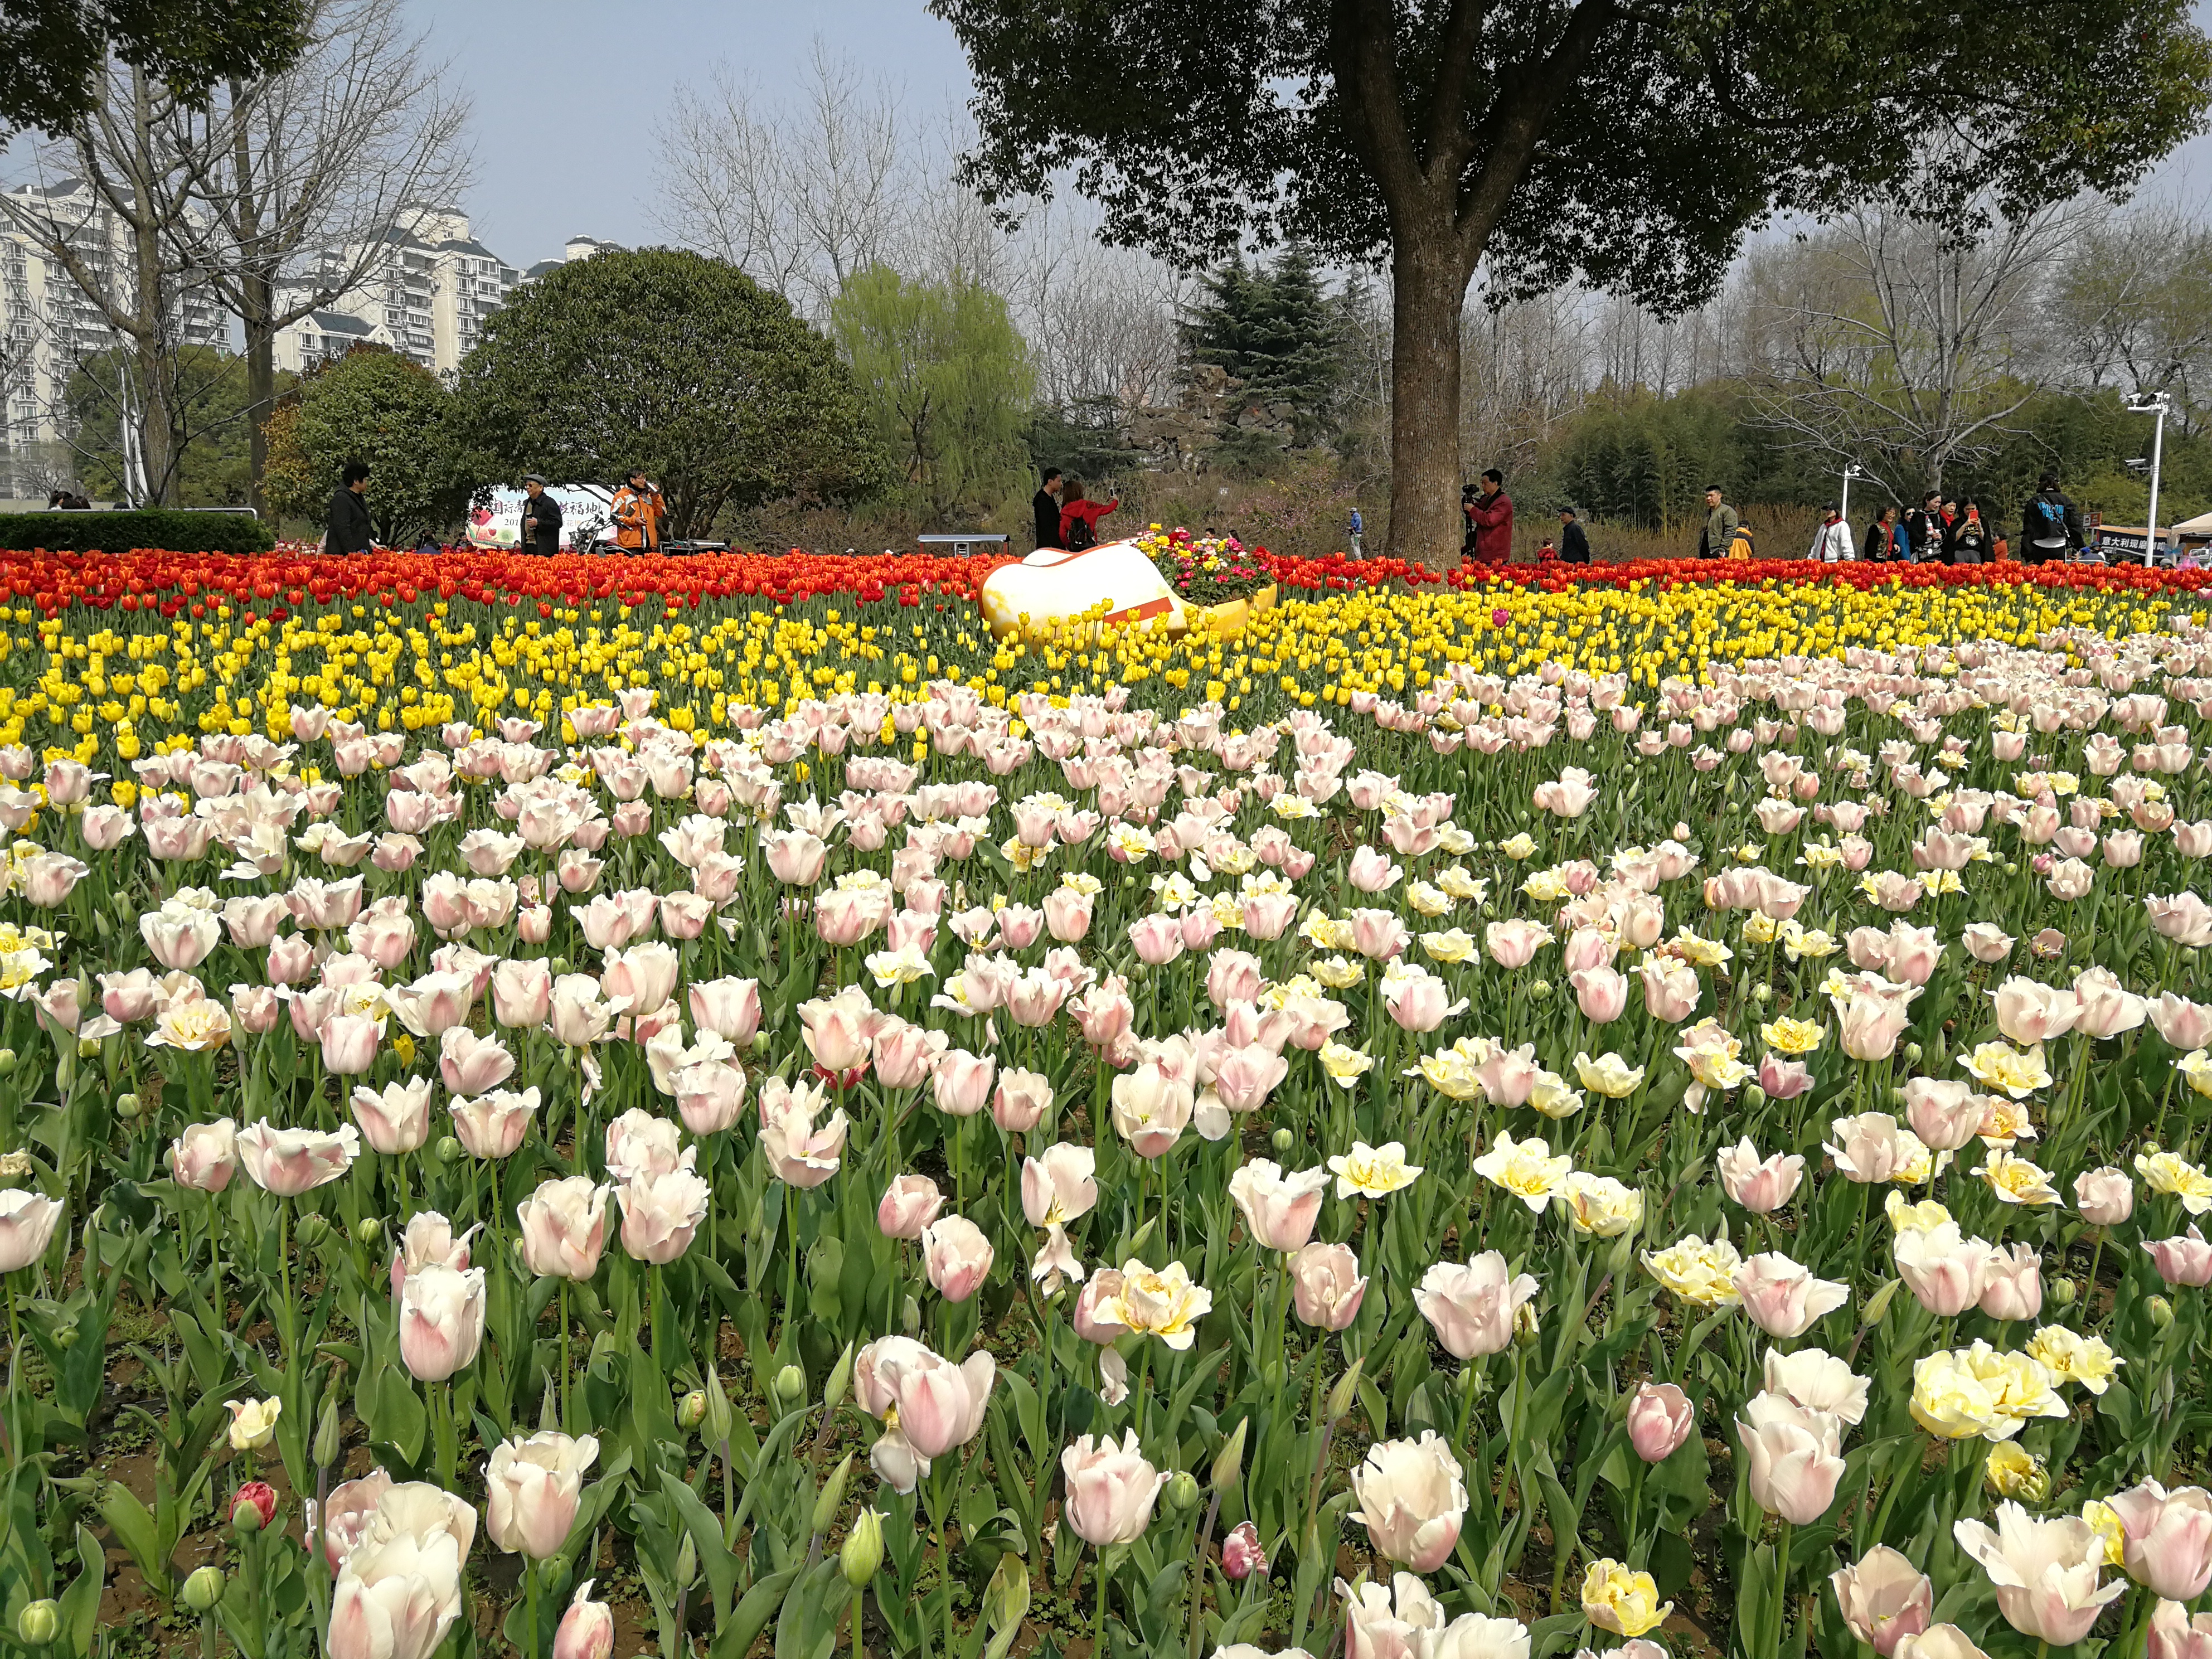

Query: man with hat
left=610, top=467, right=668, bottom=552
left=520, top=474, right=562, bottom=557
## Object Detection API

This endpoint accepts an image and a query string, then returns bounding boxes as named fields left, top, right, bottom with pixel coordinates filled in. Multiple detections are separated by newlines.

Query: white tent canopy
left=2168, top=508, right=2212, bottom=536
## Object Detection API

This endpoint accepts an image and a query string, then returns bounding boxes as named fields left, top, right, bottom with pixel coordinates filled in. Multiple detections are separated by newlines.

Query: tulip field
left=3, top=546, right=2212, bottom=1659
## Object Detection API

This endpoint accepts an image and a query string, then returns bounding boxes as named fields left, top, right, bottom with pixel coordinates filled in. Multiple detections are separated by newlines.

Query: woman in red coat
left=1059, top=479, right=1120, bottom=550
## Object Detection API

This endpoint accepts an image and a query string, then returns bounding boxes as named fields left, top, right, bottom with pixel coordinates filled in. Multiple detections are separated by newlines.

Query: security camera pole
left=1840, top=464, right=1866, bottom=527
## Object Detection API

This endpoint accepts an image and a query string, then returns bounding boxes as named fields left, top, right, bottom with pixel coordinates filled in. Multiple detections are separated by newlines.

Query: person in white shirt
left=1808, top=502, right=1855, bottom=561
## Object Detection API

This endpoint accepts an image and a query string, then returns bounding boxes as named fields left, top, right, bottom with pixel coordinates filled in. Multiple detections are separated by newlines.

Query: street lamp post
left=2126, top=392, right=2171, bottom=566
left=1841, top=464, right=1866, bottom=528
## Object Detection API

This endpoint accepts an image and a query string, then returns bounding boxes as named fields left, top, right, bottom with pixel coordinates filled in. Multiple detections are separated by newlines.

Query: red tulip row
left=3, top=544, right=2208, bottom=620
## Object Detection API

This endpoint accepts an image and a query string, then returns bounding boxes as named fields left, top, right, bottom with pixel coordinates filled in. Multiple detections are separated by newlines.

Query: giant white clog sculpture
left=979, top=539, right=1187, bottom=640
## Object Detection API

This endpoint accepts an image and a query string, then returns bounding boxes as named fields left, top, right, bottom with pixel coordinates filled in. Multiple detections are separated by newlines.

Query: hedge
left=0, top=511, right=276, bottom=556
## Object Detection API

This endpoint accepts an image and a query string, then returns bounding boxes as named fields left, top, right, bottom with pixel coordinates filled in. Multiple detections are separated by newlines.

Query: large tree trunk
left=1385, top=236, right=1471, bottom=569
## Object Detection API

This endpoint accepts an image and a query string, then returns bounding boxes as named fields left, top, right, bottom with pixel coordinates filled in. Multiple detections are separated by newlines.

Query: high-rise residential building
left=276, top=205, right=521, bottom=382
left=0, top=177, right=228, bottom=491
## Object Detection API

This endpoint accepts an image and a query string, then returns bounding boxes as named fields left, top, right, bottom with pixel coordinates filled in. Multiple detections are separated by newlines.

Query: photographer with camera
left=1463, top=469, right=1513, bottom=565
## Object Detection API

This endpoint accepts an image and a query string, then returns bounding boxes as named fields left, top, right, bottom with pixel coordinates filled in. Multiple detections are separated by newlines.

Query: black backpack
left=2030, top=496, right=2070, bottom=545
left=1065, top=512, right=1096, bottom=552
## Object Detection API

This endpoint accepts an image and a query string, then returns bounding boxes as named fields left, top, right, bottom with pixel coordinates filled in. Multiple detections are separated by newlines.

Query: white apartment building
left=281, top=205, right=523, bottom=382
left=0, top=177, right=227, bottom=491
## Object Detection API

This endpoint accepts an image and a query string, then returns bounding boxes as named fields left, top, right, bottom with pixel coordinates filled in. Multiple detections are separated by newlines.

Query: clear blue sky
left=413, top=0, right=2212, bottom=271
left=405, top=0, right=976, bottom=268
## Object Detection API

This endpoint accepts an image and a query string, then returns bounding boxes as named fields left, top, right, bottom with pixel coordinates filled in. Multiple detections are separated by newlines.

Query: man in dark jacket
left=2020, top=474, right=2083, bottom=564
left=326, top=460, right=373, bottom=554
left=1032, top=468, right=1064, bottom=550
left=520, top=474, right=562, bottom=557
left=1558, top=505, right=1591, bottom=564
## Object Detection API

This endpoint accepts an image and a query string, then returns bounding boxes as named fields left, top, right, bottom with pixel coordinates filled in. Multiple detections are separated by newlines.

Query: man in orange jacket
left=610, top=468, right=668, bottom=551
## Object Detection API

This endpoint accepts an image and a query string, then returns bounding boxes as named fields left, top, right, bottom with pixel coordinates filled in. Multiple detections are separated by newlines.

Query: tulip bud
left=540, top=1558, right=570, bottom=1590
left=1752, top=983, right=1772, bottom=1003
left=314, top=1394, right=342, bottom=1468
left=1529, top=979, right=1551, bottom=997
left=550, top=956, right=571, bottom=976
left=1903, top=1042, right=1922, bottom=1064
left=1326, top=1357, right=1364, bottom=1423
left=1270, top=1127, right=1293, bottom=1154
left=1859, top=1277, right=1902, bottom=1327
left=355, top=1215, right=383, bottom=1247
left=1211, top=1417, right=1248, bottom=1491
left=678, top=1390, right=707, bottom=1430
left=16, top=1600, right=59, bottom=1647
left=0, top=1048, right=17, bottom=1076
left=1166, top=1470, right=1200, bottom=1512
left=2149, top=1295, right=2175, bottom=1329
left=984, top=1553, right=1030, bottom=1636
left=2050, top=1277, right=2077, bottom=1308
left=436, top=1135, right=464, bottom=1166
left=296, top=1212, right=329, bottom=1249
left=824, top=1342, right=854, bottom=1415
left=773, top=1364, right=807, bottom=1410
left=814, top=1452, right=855, bottom=1535
left=901, top=1295, right=920, bottom=1333
left=841, top=1508, right=885, bottom=1587
left=704, top=1370, right=734, bottom=1445
left=182, top=1566, right=225, bottom=1613
left=232, top=1496, right=264, bottom=1533
left=54, top=1321, right=78, bottom=1350
left=115, top=1092, right=141, bottom=1120
left=676, top=1534, right=697, bottom=1588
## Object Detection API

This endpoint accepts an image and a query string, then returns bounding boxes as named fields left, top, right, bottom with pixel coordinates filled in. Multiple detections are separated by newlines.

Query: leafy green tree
left=62, top=346, right=295, bottom=507
left=830, top=264, right=1035, bottom=524
left=456, top=247, right=885, bottom=539
left=262, top=345, right=471, bottom=545
left=1181, top=248, right=1348, bottom=470
left=0, top=0, right=309, bottom=134
left=933, top=0, right=2212, bottom=564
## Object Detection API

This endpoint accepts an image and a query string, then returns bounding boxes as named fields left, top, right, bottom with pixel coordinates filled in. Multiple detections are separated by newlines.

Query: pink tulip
left=1738, top=1392, right=1846, bottom=1524
left=1570, top=966, right=1628, bottom=1023
left=2074, top=1166, right=2134, bottom=1225
left=237, top=1121, right=360, bottom=1196
left=1717, top=1137, right=1804, bottom=1212
left=1756, top=1052, right=1813, bottom=1100
left=516, top=1177, right=612, bottom=1279
left=688, top=976, right=763, bottom=1046
left=921, top=1215, right=995, bottom=1302
left=930, top=1047, right=996, bottom=1117
left=991, top=1068, right=1054, bottom=1132
left=2107, top=1481, right=2212, bottom=1601
left=1128, top=914, right=1184, bottom=966
left=1978, top=1242, right=2042, bottom=1321
left=350, top=1079, right=433, bottom=1154
left=1641, top=956, right=1701, bottom=1022
left=1061, top=1430, right=1168, bottom=1546
left=2145, top=1226, right=2212, bottom=1287
left=1735, top=1253, right=1850, bottom=1339
left=1347, top=1432, right=1466, bottom=1571
left=552, top=1582, right=614, bottom=1659
left=1902, top=1078, right=1985, bottom=1152
left=1412, top=1251, right=1536, bottom=1358
left=397, top=1264, right=486, bottom=1381
left=1627, top=1382, right=1695, bottom=1462
left=1953, top=1503, right=2127, bottom=1646
left=880, top=1173, right=945, bottom=1239
left=1228, top=1158, right=1328, bottom=1252
left=673, top=1060, right=746, bottom=1136
left=448, top=1089, right=538, bottom=1159
left=167, top=1119, right=238, bottom=1192
left=1829, top=1546, right=1934, bottom=1657
left=438, top=1027, right=515, bottom=1095
left=617, top=1167, right=711, bottom=1263
left=1289, top=1241, right=1367, bottom=1330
